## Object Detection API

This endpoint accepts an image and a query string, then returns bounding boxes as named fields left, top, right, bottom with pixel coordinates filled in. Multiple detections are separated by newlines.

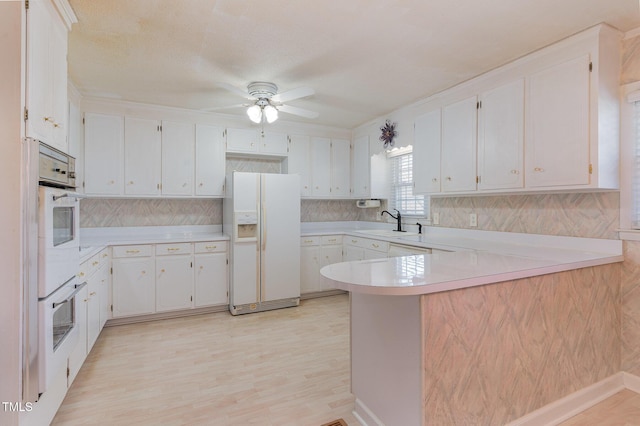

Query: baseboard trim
left=622, top=371, right=640, bottom=393
left=300, top=289, right=347, bottom=300
left=105, top=304, right=228, bottom=326
left=506, top=373, right=625, bottom=426
left=353, top=398, right=385, bottom=426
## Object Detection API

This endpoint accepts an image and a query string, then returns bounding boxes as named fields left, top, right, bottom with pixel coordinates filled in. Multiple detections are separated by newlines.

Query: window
left=388, top=147, right=428, bottom=217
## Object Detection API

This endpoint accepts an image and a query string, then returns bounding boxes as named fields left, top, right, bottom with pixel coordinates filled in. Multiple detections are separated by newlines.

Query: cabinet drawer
left=156, top=243, right=193, bottom=256
left=112, top=244, right=154, bottom=258
left=345, top=237, right=388, bottom=252
left=300, top=236, right=321, bottom=246
left=321, top=235, right=342, bottom=245
left=98, top=248, right=110, bottom=266
left=194, top=241, right=227, bottom=254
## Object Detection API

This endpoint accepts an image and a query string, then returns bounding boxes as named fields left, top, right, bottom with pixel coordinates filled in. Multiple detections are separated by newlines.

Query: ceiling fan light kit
left=217, top=81, right=318, bottom=124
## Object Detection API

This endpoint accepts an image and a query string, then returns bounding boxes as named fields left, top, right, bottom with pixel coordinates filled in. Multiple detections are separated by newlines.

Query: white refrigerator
left=223, top=172, right=301, bottom=315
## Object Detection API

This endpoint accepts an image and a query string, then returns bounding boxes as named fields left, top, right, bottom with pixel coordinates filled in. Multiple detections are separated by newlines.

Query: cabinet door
left=287, top=135, right=311, bottom=196
left=195, top=124, right=225, bottom=196
left=97, top=263, right=110, bottom=330
left=87, top=277, right=100, bottom=351
left=441, top=96, right=478, bottom=192
left=300, top=245, right=321, bottom=293
left=364, top=248, right=387, bottom=260
left=112, top=257, right=155, bottom=317
left=84, top=113, right=124, bottom=195
left=259, top=131, right=288, bottom=155
left=226, top=128, right=258, bottom=153
left=25, top=0, right=52, bottom=145
left=319, top=245, right=343, bottom=290
left=351, top=136, right=370, bottom=198
left=194, top=252, right=228, bottom=307
left=124, top=117, right=162, bottom=195
left=478, top=79, right=524, bottom=190
left=162, top=121, right=194, bottom=196
left=414, top=109, right=442, bottom=193
left=525, top=54, right=590, bottom=187
left=156, top=255, right=194, bottom=312
left=331, top=139, right=351, bottom=197
left=343, top=245, right=365, bottom=261
left=50, top=20, right=68, bottom=152
left=310, top=137, right=332, bottom=196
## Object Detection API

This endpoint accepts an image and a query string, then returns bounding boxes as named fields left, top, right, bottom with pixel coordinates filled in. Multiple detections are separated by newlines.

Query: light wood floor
left=53, top=294, right=362, bottom=426
left=54, top=293, right=640, bottom=426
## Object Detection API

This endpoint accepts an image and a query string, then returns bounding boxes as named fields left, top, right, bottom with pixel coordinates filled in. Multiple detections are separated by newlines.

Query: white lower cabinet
left=194, top=242, right=228, bottom=307
left=156, top=243, right=194, bottom=312
left=112, top=245, right=156, bottom=317
left=112, top=241, right=228, bottom=318
left=344, top=236, right=388, bottom=261
left=300, top=235, right=343, bottom=294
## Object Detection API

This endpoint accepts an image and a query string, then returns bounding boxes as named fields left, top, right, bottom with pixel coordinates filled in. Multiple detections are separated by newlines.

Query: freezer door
left=231, top=241, right=259, bottom=306
left=261, top=174, right=301, bottom=302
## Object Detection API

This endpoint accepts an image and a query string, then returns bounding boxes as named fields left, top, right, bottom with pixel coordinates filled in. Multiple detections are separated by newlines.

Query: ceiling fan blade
left=201, top=103, right=249, bottom=112
left=271, top=87, right=314, bottom=103
left=278, top=104, right=319, bottom=119
left=216, top=83, right=255, bottom=100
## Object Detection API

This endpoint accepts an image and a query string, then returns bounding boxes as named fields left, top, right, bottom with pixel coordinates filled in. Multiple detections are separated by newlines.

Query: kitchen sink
left=355, top=229, right=419, bottom=237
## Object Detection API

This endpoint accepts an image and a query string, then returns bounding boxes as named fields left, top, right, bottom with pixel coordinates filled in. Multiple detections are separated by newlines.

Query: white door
left=478, top=79, right=524, bottom=190
left=124, top=117, right=161, bottom=195
left=261, top=174, right=300, bottom=301
left=162, top=121, right=195, bottom=196
left=112, top=257, right=155, bottom=317
left=195, top=125, right=225, bottom=196
left=156, top=255, right=193, bottom=312
left=525, top=54, right=591, bottom=187
left=331, top=139, right=351, bottom=197
left=84, top=113, right=124, bottom=195
left=414, top=109, right=441, bottom=194
left=351, top=135, right=370, bottom=198
left=311, top=137, right=332, bottom=196
left=194, top=252, right=228, bottom=306
left=226, top=128, right=258, bottom=153
left=287, top=134, right=311, bottom=196
left=441, top=96, right=478, bottom=192
left=260, top=131, right=288, bottom=155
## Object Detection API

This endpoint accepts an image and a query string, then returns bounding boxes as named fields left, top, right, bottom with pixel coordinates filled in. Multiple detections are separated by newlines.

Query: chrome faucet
left=381, top=209, right=404, bottom=232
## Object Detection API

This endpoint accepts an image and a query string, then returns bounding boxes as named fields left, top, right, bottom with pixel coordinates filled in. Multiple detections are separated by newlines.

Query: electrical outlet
left=469, top=213, right=477, bottom=227
left=432, top=212, right=440, bottom=225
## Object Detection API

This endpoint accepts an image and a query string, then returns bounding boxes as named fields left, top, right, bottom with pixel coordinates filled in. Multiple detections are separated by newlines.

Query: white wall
left=0, top=2, right=25, bottom=425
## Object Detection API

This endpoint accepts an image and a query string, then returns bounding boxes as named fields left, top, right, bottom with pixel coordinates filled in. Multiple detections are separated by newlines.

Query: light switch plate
left=469, top=213, right=477, bottom=227
left=432, top=212, right=440, bottom=225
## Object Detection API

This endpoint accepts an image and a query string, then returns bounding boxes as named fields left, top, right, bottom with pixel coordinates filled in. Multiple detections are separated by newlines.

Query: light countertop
left=318, top=224, right=624, bottom=296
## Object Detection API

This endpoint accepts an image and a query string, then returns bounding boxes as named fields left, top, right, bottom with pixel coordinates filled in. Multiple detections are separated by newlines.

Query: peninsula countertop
left=319, top=226, right=623, bottom=296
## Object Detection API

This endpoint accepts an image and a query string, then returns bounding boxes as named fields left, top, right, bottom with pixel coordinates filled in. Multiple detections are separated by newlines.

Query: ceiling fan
left=207, top=81, right=319, bottom=124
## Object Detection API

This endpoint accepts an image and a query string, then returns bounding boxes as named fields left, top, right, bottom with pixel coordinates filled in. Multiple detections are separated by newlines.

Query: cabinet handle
left=78, top=272, right=85, bottom=277
left=199, top=266, right=204, bottom=270
left=167, top=248, right=180, bottom=251
left=126, top=250, right=140, bottom=254
left=534, top=167, right=544, bottom=172
left=44, top=116, right=53, bottom=122
left=128, top=181, right=134, bottom=185
left=446, top=176, right=452, bottom=181
left=432, top=178, right=438, bottom=183
left=372, top=243, right=379, bottom=248
left=511, top=170, right=519, bottom=174
left=328, top=238, right=337, bottom=242
left=351, top=239, right=357, bottom=243
left=90, top=292, right=96, bottom=296
left=92, top=261, right=99, bottom=266
left=141, top=270, right=146, bottom=274
left=109, top=180, right=115, bottom=184
left=102, top=253, right=108, bottom=258
left=199, top=183, right=204, bottom=187
left=304, top=240, right=314, bottom=243
left=205, top=245, right=217, bottom=250
left=160, top=269, right=165, bottom=273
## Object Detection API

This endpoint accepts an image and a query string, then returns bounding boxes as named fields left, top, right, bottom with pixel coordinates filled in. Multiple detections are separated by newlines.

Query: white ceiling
left=67, top=0, right=640, bottom=129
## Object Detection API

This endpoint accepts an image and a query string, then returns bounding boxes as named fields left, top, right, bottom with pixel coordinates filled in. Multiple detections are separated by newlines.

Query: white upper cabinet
left=225, top=128, right=288, bottom=157
left=351, top=135, right=370, bottom=198
left=195, top=124, right=225, bottom=197
left=525, top=55, right=590, bottom=188
left=477, top=79, right=524, bottom=190
left=124, top=117, right=162, bottom=195
left=414, top=109, right=441, bottom=194
left=310, top=137, right=332, bottom=197
left=441, top=96, right=478, bottom=192
left=331, top=139, right=351, bottom=197
left=26, top=0, right=73, bottom=152
left=287, top=134, right=312, bottom=196
left=161, top=121, right=195, bottom=196
left=84, top=113, right=124, bottom=195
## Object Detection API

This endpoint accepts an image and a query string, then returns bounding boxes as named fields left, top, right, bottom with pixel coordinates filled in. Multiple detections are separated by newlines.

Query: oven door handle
left=52, top=192, right=87, bottom=202
left=52, top=282, right=87, bottom=308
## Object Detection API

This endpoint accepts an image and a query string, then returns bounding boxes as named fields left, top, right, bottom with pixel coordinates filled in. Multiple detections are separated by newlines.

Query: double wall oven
left=23, top=139, right=84, bottom=402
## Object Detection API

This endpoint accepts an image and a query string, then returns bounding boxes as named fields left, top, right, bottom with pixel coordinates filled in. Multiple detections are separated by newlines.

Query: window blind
left=388, top=151, right=427, bottom=217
